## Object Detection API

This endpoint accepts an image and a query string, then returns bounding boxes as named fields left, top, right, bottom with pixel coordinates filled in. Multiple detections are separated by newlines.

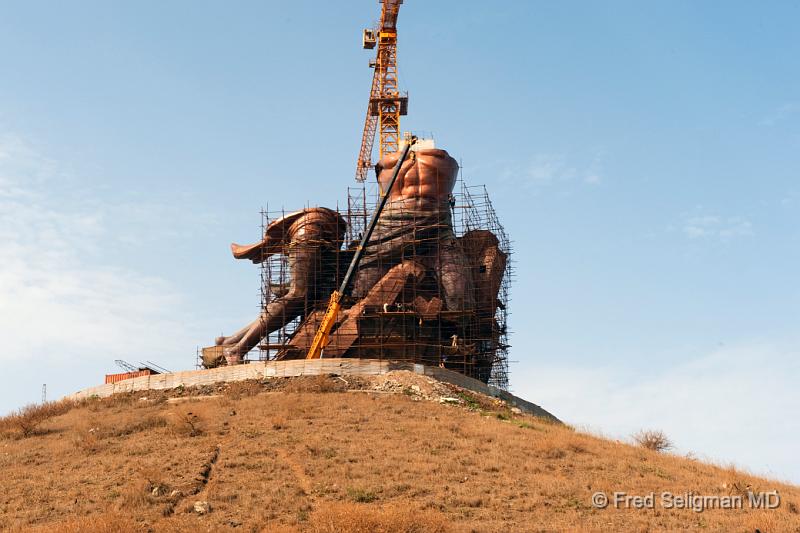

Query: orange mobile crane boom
left=307, top=136, right=417, bottom=359
left=355, top=0, right=408, bottom=182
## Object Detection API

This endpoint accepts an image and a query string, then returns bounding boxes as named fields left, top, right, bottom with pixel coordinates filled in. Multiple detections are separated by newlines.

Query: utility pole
left=41, top=384, right=47, bottom=404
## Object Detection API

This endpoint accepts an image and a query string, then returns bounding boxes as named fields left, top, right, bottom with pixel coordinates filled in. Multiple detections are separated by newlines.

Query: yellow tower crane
left=355, top=0, right=408, bottom=182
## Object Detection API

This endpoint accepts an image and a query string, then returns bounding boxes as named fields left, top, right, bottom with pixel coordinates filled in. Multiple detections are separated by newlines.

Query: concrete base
left=68, top=358, right=559, bottom=423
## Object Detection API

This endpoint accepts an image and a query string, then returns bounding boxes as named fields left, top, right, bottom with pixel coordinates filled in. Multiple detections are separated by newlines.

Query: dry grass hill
left=1, top=372, right=798, bottom=532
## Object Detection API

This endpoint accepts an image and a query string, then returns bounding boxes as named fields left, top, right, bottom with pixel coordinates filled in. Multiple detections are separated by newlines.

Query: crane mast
left=355, top=0, right=408, bottom=182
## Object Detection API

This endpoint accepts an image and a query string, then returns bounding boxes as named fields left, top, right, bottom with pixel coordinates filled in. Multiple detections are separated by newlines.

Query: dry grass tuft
left=81, top=393, right=144, bottom=412
left=306, top=501, right=451, bottom=533
left=114, top=465, right=174, bottom=516
left=271, top=415, right=288, bottom=430
left=0, top=399, right=75, bottom=438
left=167, top=407, right=206, bottom=437
left=347, top=487, right=379, bottom=503
left=115, top=414, right=169, bottom=437
left=633, top=429, right=673, bottom=452
left=32, top=512, right=142, bottom=533
left=118, top=477, right=155, bottom=511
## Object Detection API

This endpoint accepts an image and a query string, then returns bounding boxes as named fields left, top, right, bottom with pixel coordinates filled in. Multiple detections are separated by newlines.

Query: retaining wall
left=68, top=358, right=559, bottom=422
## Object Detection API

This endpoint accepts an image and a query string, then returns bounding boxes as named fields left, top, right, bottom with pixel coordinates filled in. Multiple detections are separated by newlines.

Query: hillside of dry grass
left=1, top=372, right=798, bottom=532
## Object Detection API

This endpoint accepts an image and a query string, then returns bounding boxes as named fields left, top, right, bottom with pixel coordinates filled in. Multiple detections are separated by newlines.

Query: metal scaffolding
left=252, top=171, right=512, bottom=389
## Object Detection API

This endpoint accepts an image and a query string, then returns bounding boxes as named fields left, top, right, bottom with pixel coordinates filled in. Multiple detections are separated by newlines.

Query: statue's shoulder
left=414, top=148, right=458, bottom=169
left=267, top=207, right=346, bottom=240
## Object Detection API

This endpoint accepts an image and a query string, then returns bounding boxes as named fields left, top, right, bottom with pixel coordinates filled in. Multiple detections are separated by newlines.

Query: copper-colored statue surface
left=206, top=208, right=345, bottom=367
left=204, top=144, right=509, bottom=386
left=353, top=147, right=474, bottom=312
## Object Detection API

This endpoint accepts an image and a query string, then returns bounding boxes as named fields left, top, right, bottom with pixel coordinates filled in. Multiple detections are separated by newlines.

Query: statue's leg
left=216, top=319, right=258, bottom=346
left=436, top=237, right=475, bottom=311
left=224, top=245, right=318, bottom=363
left=352, top=263, right=390, bottom=299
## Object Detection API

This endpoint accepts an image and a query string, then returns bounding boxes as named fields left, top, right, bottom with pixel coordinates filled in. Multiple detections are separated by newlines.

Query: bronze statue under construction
left=204, top=144, right=508, bottom=385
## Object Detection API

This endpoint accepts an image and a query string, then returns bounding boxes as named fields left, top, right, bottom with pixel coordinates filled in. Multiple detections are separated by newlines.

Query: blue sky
left=1, top=1, right=798, bottom=482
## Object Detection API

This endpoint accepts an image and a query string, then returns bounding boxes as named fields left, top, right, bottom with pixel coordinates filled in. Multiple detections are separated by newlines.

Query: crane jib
left=355, top=0, right=405, bottom=182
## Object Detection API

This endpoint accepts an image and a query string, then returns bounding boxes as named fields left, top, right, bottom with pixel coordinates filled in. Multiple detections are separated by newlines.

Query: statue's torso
left=377, top=148, right=458, bottom=211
